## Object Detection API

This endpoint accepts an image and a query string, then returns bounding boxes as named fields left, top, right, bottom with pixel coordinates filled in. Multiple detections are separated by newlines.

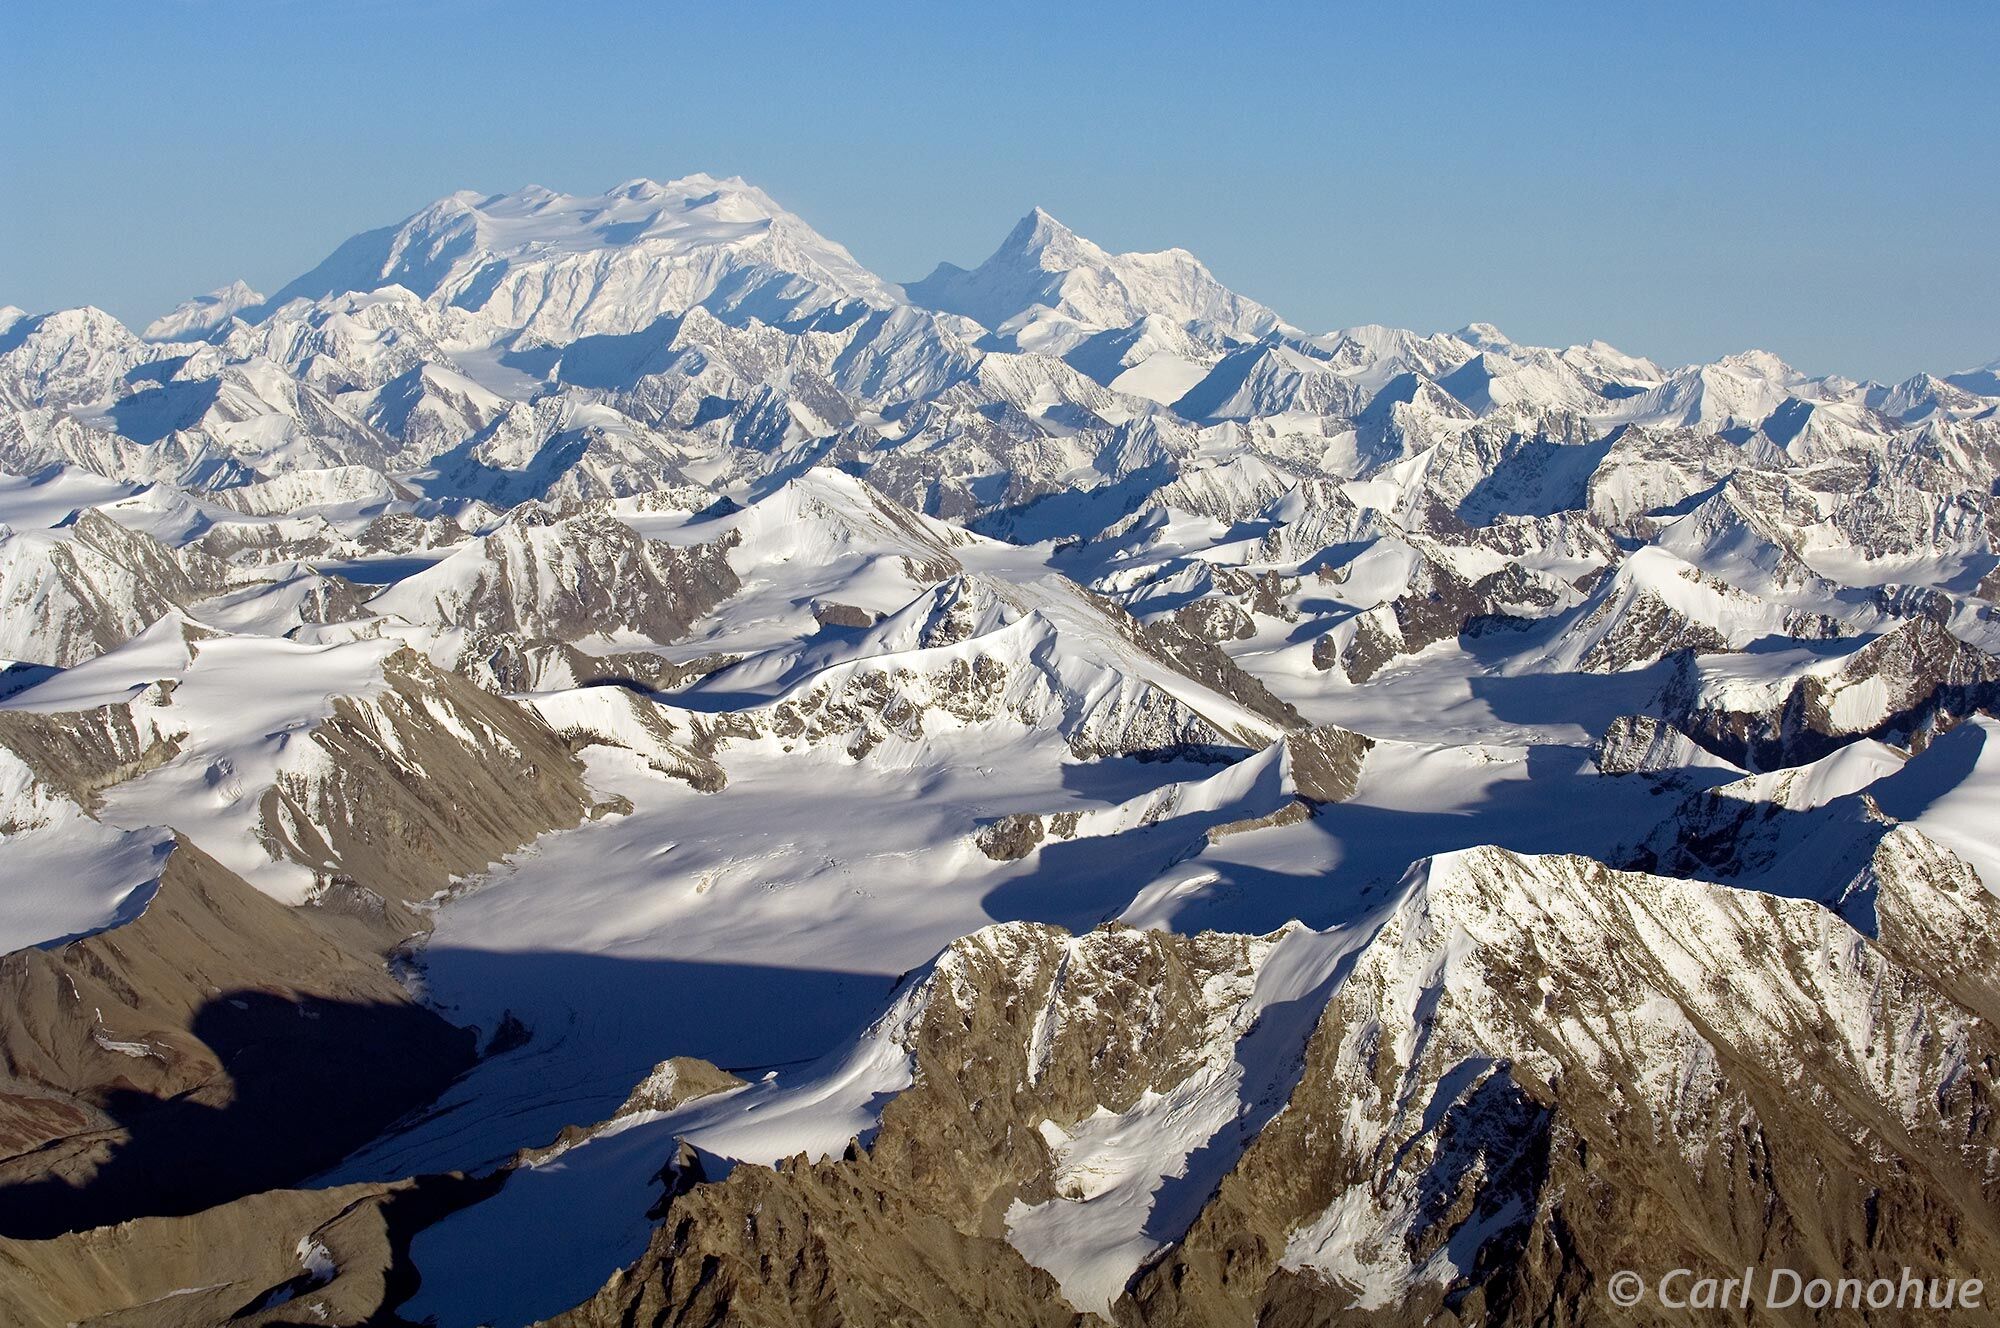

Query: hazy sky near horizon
left=6, top=1, right=1995, bottom=381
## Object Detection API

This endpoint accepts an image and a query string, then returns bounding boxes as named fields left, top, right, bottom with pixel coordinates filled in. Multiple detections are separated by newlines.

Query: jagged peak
left=998, top=206, right=1099, bottom=264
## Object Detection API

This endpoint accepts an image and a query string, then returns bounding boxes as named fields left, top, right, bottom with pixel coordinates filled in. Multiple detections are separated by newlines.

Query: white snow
left=1005, top=923, right=1364, bottom=1316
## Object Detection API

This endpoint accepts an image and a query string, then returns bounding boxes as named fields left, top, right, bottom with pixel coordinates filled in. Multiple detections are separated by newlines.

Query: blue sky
left=6, top=1, right=1995, bottom=380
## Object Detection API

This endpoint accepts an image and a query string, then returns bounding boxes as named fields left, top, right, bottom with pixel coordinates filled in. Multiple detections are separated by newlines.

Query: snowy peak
left=906, top=208, right=1285, bottom=355
left=1002, top=206, right=1103, bottom=269
left=141, top=280, right=265, bottom=343
left=256, top=174, right=900, bottom=343
left=1945, top=356, right=2000, bottom=398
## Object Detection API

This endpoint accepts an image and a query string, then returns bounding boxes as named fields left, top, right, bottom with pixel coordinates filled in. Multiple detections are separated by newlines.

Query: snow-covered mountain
left=256, top=174, right=900, bottom=343
left=4, top=174, right=2000, bottom=1328
left=906, top=206, right=1287, bottom=359
left=141, top=279, right=266, bottom=342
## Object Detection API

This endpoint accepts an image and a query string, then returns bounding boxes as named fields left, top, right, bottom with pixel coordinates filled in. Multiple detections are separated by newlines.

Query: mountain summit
left=906, top=206, right=1286, bottom=355
left=250, top=174, right=900, bottom=343
left=141, top=279, right=266, bottom=342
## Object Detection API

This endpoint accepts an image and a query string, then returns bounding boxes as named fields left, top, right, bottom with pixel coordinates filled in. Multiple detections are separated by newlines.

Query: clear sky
left=6, top=1, right=1995, bottom=381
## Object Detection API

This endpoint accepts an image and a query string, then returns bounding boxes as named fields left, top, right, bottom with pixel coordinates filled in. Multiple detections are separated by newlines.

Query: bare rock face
left=1658, top=619, right=2000, bottom=768
left=0, top=647, right=607, bottom=1242
left=1592, top=712, right=1713, bottom=775
left=549, top=922, right=1282, bottom=1328
left=976, top=811, right=1047, bottom=860
left=615, top=1057, right=747, bottom=1119
left=0, top=838, right=477, bottom=1238
left=1134, top=841, right=2000, bottom=1327
left=371, top=514, right=741, bottom=643
left=690, top=619, right=1256, bottom=766
left=0, top=512, right=231, bottom=667
left=1311, top=551, right=1576, bottom=684
left=811, top=599, right=879, bottom=629
left=0, top=1174, right=499, bottom=1328
left=1283, top=724, right=1375, bottom=804
left=441, top=628, right=737, bottom=694
left=534, top=684, right=728, bottom=792
left=0, top=681, right=185, bottom=811
left=0, top=1183, right=383, bottom=1326
left=1140, top=611, right=1303, bottom=729
left=257, top=647, right=603, bottom=906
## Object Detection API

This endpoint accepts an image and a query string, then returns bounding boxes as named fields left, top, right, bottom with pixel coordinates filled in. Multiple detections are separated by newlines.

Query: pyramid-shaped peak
left=998, top=207, right=1101, bottom=265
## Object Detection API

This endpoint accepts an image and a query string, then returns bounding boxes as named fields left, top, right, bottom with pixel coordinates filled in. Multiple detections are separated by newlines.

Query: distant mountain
left=141, top=279, right=265, bottom=342
left=907, top=206, right=1287, bottom=355
left=251, top=174, right=902, bottom=343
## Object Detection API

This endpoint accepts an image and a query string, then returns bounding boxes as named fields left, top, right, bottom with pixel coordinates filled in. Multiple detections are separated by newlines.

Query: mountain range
left=1, top=174, right=1998, bottom=1327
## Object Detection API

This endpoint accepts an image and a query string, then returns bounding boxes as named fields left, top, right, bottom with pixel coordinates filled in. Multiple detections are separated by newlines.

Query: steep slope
left=0, top=511, right=230, bottom=667
left=372, top=511, right=740, bottom=644
left=1134, top=837, right=2000, bottom=1325
left=0, top=837, right=476, bottom=1238
left=1654, top=617, right=2000, bottom=767
left=1529, top=546, right=1845, bottom=675
left=0, top=636, right=606, bottom=1239
left=9, top=174, right=2000, bottom=1328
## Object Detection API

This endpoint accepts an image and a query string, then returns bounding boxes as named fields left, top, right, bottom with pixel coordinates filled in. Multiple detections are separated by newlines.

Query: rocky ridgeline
left=542, top=834, right=2000, bottom=1327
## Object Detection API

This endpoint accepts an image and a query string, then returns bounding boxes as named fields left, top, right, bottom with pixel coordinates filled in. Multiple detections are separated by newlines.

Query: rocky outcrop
left=1140, top=611, right=1303, bottom=728
left=1313, top=552, right=1578, bottom=683
left=0, top=681, right=185, bottom=811
left=257, top=648, right=603, bottom=907
left=1658, top=618, right=2000, bottom=768
left=371, top=513, right=741, bottom=643
left=974, top=811, right=1049, bottom=861
left=1282, top=724, right=1375, bottom=803
left=0, top=512, right=231, bottom=667
left=553, top=839, right=2000, bottom=1327
left=0, top=647, right=610, bottom=1240
left=550, top=921, right=1290, bottom=1327
left=0, top=1173, right=497, bottom=1328
left=1591, top=713, right=1736, bottom=777
left=677, top=612, right=1261, bottom=764
left=532, top=684, right=728, bottom=792
left=1133, top=842, right=2000, bottom=1325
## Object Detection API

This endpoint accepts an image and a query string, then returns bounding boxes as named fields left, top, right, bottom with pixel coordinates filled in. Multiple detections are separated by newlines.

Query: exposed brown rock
left=812, top=600, right=879, bottom=629
left=549, top=843, right=2000, bottom=1328
left=254, top=648, right=603, bottom=910
left=1283, top=725, right=1375, bottom=804
left=0, top=838, right=477, bottom=1237
left=1658, top=619, right=2000, bottom=768
left=975, top=812, right=1047, bottom=860
left=0, top=1171, right=500, bottom=1327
